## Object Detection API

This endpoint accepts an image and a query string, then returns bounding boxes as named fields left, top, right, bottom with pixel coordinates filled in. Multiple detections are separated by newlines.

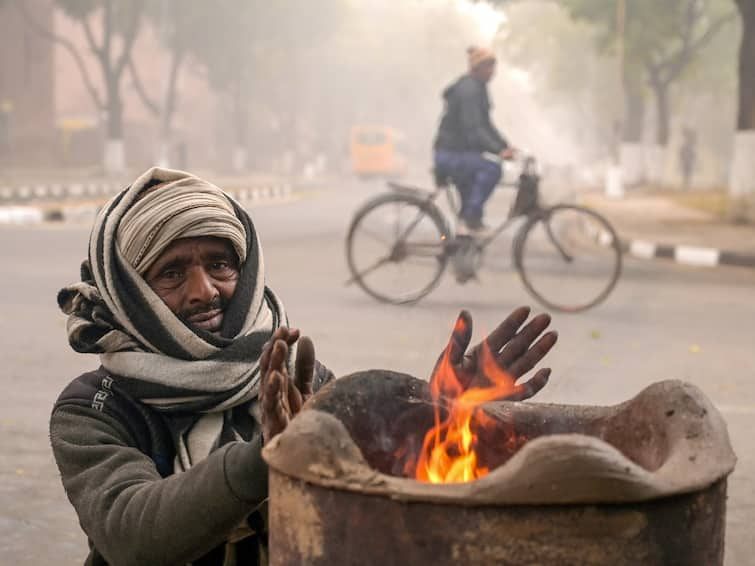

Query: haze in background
left=0, top=0, right=740, bottom=188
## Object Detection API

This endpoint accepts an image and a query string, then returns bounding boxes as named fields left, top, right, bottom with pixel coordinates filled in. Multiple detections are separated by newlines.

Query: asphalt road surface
left=2, top=180, right=754, bottom=565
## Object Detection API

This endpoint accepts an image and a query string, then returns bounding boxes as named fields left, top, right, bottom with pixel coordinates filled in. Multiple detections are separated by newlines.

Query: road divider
left=0, top=183, right=297, bottom=225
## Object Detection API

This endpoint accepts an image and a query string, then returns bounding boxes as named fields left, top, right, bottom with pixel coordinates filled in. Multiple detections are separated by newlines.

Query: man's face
left=144, top=236, right=240, bottom=334
left=476, top=59, right=496, bottom=83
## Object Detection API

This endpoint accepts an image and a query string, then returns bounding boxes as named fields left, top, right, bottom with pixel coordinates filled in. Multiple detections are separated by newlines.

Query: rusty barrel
left=263, top=371, right=736, bottom=566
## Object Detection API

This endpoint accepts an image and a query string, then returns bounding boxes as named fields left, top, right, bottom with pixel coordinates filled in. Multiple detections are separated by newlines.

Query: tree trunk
left=620, top=78, right=646, bottom=186
left=729, top=1, right=755, bottom=202
left=105, top=80, right=123, bottom=139
left=104, top=79, right=125, bottom=174
left=157, top=48, right=185, bottom=167
left=645, top=76, right=670, bottom=186
left=622, top=81, right=645, bottom=143
left=649, top=80, right=670, bottom=146
left=736, top=0, right=755, bottom=130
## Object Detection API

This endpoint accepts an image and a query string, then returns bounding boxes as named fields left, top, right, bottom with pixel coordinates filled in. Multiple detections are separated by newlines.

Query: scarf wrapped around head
left=58, top=166, right=292, bottom=471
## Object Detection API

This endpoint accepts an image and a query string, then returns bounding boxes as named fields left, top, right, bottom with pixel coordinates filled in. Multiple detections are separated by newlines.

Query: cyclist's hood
left=442, top=74, right=484, bottom=102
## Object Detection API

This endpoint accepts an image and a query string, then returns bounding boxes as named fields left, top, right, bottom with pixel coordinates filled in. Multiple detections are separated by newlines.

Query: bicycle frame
left=346, top=153, right=623, bottom=311
left=386, top=153, right=546, bottom=251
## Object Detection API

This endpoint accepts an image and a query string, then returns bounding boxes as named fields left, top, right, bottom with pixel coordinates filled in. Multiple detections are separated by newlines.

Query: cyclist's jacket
left=434, top=74, right=509, bottom=155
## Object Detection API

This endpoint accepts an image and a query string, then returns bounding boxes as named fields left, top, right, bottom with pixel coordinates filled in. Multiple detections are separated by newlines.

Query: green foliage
left=681, top=12, right=739, bottom=91
left=498, top=2, right=622, bottom=152
left=561, top=0, right=734, bottom=75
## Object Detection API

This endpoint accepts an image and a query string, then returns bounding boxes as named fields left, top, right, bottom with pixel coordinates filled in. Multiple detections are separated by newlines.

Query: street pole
left=606, top=0, right=626, bottom=198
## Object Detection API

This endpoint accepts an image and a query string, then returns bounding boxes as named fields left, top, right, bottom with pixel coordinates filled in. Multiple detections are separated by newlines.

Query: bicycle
left=345, top=155, right=623, bottom=313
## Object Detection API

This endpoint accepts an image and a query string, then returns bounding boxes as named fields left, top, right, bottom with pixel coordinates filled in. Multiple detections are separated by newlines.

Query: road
left=1, top=179, right=754, bottom=565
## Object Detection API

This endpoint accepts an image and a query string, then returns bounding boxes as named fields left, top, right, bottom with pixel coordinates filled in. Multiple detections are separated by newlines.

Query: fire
left=413, top=316, right=521, bottom=484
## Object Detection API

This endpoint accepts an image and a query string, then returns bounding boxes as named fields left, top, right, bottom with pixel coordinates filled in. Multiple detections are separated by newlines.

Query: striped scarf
left=58, top=167, right=292, bottom=471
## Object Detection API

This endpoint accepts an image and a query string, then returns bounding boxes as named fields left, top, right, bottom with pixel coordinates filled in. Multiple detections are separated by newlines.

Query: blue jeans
left=434, top=150, right=502, bottom=223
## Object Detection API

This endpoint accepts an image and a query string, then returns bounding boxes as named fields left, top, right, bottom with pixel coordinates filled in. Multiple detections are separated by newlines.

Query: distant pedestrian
left=679, top=127, right=697, bottom=190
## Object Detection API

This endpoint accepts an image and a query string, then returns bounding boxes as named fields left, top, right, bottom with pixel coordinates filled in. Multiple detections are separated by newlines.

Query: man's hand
left=259, top=327, right=315, bottom=444
left=432, top=307, right=557, bottom=402
left=500, top=147, right=517, bottom=160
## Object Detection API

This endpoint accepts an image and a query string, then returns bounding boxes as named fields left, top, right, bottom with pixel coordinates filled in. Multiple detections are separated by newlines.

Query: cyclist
left=433, top=46, right=516, bottom=235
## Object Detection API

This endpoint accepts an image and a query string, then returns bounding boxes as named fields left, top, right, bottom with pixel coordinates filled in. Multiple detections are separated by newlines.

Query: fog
left=2, top=3, right=755, bottom=565
left=0, top=0, right=743, bottom=190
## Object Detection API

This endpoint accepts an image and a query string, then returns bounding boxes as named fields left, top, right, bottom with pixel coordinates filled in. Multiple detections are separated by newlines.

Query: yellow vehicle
left=350, top=125, right=407, bottom=179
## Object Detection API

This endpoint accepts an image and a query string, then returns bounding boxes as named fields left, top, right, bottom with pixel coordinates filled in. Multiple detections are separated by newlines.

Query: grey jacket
left=50, top=363, right=335, bottom=566
left=433, top=74, right=509, bottom=154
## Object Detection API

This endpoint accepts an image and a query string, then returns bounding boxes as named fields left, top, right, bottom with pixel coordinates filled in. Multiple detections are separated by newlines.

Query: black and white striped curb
left=0, top=181, right=123, bottom=202
left=622, top=240, right=755, bottom=269
left=225, top=184, right=293, bottom=203
left=582, top=218, right=755, bottom=269
left=0, top=183, right=295, bottom=224
left=0, top=181, right=293, bottom=204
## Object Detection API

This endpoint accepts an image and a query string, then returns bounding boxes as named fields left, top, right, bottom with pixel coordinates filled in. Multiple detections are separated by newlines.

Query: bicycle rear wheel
left=514, top=205, right=622, bottom=312
left=346, top=193, right=451, bottom=304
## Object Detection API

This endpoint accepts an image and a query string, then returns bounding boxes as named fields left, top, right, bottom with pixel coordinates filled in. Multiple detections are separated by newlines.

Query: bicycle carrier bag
left=511, top=172, right=540, bottom=217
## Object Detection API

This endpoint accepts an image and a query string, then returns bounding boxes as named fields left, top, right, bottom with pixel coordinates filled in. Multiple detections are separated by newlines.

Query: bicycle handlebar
left=482, top=151, right=540, bottom=178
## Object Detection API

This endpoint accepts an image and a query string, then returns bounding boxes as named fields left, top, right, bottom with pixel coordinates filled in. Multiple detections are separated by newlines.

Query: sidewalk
left=582, top=190, right=755, bottom=269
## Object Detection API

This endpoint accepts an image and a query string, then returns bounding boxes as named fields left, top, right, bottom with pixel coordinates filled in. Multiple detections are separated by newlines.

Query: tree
left=185, top=0, right=347, bottom=172
left=497, top=2, right=622, bottom=161
left=734, top=0, right=755, bottom=130
left=562, top=0, right=734, bottom=146
left=183, top=0, right=260, bottom=172
left=129, top=0, right=209, bottom=167
left=556, top=0, right=734, bottom=186
left=18, top=0, right=146, bottom=173
left=641, top=1, right=735, bottom=146
left=729, top=0, right=755, bottom=202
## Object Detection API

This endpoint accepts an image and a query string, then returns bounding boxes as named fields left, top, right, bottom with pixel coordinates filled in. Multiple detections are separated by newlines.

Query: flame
left=413, top=317, right=521, bottom=484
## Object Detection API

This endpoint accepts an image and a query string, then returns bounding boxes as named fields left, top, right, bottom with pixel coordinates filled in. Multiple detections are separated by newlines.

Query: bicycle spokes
left=346, top=194, right=450, bottom=304
left=516, top=205, right=622, bottom=312
left=543, top=215, right=574, bottom=263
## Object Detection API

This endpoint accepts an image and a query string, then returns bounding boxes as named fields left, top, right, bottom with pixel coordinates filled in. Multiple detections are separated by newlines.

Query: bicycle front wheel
left=515, top=205, right=622, bottom=312
left=346, top=193, right=451, bottom=304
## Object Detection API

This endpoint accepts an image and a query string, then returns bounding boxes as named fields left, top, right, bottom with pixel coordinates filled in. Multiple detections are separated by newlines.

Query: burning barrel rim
left=262, top=376, right=736, bottom=506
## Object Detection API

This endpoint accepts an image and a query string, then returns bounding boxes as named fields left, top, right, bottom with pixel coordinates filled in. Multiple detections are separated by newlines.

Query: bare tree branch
left=81, top=12, right=103, bottom=59
left=687, top=11, right=737, bottom=57
left=103, top=0, right=112, bottom=75
left=127, top=57, right=160, bottom=116
left=15, top=2, right=104, bottom=111
left=81, top=10, right=112, bottom=90
left=662, top=11, right=736, bottom=82
left=114, top=0, right=145, bottom=80
left=645, top=6, right=737, bottom=87
left=162, top=47, right=187, bottom=131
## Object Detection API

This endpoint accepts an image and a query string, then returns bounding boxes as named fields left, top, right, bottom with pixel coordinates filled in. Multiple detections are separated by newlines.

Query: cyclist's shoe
left=459, top=217, right=494, bottom=239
